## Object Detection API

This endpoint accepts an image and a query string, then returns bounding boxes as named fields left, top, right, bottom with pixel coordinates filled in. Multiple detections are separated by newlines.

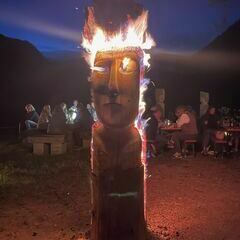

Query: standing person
left=25, top=104, right=39, bottom=129
left=201, top=106, right=220, bottom=155
left=172, top=105, right=198, bottom=159
left=37, top=105, right=52, bottom=131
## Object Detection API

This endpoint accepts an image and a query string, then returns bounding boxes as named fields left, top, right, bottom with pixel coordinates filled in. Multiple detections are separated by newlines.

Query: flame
left=82, top=8, right=155, bottom=68
left=135, top=78, right=150, bottom=166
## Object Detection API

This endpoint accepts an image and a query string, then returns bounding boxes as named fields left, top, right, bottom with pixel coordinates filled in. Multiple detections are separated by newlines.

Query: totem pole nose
left=107, top=61, right=119, bottom=99
left=108, top=90, right=119, bottom=98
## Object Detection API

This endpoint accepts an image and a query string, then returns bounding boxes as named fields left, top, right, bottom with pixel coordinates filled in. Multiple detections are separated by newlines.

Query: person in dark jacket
left=47, top=104, right=67, bottom=134
left=72, top=103, right=94, bottom=146
left=37, top=105, right=52, bottom=130
left=201, top=106, right=220, bottom=154
left=25, top=104, right=39, bottom=129
left=145, top=105, right=168, bottom=158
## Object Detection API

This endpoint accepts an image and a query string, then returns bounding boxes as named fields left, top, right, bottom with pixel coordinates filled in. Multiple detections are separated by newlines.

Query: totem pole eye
left=122, top=57, right=130, bottom=71
left=119, top=57, right=137, bottom=73
left=91, top=61, right=110, bottom=74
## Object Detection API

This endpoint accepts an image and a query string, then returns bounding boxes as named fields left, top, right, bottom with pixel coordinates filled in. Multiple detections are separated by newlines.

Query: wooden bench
left=182, top=139, right=197, bottom=157
left=27, top=135, right=67, bottom=155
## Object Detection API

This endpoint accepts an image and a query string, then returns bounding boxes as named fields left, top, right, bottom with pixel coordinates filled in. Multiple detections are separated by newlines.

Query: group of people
left=24, top=101, right=96, bottom=145
left=145, top=104, right=239, bottom=159
left=24, top=100, right=239, bottom=157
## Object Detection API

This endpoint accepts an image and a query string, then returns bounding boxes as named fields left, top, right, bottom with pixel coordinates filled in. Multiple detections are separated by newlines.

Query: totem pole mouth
left=103, top=102, right=123, bottom=111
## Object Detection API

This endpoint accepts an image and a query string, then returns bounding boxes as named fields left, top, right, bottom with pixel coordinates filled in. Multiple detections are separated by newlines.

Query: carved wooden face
left=91, top=49, right=143, bottom=128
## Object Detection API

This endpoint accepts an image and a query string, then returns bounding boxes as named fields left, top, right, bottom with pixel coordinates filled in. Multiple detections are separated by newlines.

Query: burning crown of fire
left=81, top=7, right=155, bottom=68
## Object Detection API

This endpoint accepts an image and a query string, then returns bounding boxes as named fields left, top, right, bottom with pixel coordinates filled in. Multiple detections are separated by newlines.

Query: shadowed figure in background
left=48, top=104, right=67, bottom=135
left=72, top=103, right=93, bottom=146
left=145, top=105, right=168, bottom=158
left=87, top=102, right=98, bottom=122
left=60, top=102, right=69, bottom=123
left=37, top=105, right=52, bottom=131
left=201, top=106, right=220, bottom=155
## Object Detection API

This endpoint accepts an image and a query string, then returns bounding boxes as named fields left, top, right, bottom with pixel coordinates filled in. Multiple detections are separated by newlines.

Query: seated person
left=37, top=105, right=52, bottom=131
left=229, top=133, right=240, bottom=153
left=72, top=103, right=94, bottom=146
left=61, top=102, right=70, bottom=123
left=48, top=104, right=67, bottom=134
left=172, top=105, right=198, bottom=159
left=201, top=106, right=220, bottom=155
left=87, top=103, right=98, bottom=122
left=25, top=104, right=39, bottom=129
left=145, top=105, right=168, bottom=158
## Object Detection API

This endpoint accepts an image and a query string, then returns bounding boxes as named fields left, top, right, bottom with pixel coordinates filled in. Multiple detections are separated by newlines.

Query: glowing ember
left=82, top=8, right=155, bottom=68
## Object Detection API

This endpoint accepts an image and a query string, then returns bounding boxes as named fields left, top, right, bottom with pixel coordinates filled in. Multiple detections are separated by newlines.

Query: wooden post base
left=90, top=124, right=146, bottom=240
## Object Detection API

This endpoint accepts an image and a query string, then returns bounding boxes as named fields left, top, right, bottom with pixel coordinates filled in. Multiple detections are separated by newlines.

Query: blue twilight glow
left=0, top=0, right=240, bottom=52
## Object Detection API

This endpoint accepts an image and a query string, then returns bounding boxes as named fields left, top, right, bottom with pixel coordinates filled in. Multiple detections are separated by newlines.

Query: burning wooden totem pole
left=82, top=6, right=155, bottom=240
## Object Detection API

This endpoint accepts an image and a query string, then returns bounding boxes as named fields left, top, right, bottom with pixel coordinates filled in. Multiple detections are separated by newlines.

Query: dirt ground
left=0, top=141, right=240, bottom=240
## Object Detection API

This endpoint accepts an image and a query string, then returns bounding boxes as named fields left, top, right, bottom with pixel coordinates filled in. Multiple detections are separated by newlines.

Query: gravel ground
left=0, top=146, right=240, bottom=240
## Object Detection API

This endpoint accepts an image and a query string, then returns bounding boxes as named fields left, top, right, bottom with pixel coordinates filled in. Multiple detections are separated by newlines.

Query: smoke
left=91, top=0, right=144, bottom=32
left=0, top=9, right=81, bottom=42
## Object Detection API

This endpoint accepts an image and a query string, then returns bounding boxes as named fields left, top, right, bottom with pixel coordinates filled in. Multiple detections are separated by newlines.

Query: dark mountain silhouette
left=0, top=34, right=90, bottom=127
left=203, top=19, right=240, bottom=54
left=0, top=34, right=45, bottom=64
left=0, top=34, right=46, bottom=126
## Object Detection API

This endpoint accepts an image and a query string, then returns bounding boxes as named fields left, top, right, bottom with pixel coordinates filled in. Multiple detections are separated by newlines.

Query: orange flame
left=82, top=7, right=155, bottom=68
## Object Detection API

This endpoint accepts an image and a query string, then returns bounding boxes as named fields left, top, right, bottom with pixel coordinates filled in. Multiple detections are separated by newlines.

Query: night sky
left=0, top=0, right=240, bottom=53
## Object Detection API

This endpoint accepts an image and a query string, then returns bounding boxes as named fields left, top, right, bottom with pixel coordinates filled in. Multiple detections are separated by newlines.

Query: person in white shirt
left=172, top=105, right=198, bottom=159
left=176, top=111, right=190, bottom=128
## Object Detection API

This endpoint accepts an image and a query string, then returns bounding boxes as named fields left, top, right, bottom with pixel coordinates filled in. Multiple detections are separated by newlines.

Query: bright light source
left=72, top=112, right=77, bottom=121
left=122, top=57, right=130, bottom=71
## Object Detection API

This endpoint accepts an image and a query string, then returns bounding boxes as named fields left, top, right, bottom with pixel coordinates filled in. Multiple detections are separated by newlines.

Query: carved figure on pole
left=81, top=5, right=155, bottom=240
